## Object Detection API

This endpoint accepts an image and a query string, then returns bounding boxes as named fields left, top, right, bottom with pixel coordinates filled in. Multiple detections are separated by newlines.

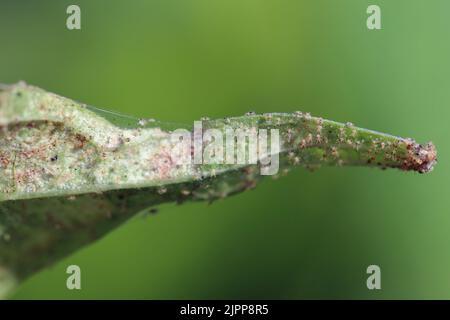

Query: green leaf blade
left=0, top=83, right=437, bottom=298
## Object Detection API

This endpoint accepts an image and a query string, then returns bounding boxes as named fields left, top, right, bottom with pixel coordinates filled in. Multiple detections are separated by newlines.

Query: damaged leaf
left=0, top=82, right=437, bottom=298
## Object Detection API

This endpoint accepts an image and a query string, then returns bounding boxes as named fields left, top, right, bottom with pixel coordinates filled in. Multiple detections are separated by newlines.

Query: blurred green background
left=0, top=0, right=449, bottom=299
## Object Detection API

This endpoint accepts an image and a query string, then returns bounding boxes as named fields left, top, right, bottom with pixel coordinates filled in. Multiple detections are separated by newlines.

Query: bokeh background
left=0, top=0, right=449, bottom=299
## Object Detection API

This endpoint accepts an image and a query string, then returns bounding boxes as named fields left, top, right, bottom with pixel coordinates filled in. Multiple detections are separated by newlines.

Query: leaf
left=0, top=82, right=437, bottom=298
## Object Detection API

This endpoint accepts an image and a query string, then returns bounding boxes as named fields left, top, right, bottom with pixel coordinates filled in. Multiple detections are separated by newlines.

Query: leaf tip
left=402, top=140, right=437, bottom=174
